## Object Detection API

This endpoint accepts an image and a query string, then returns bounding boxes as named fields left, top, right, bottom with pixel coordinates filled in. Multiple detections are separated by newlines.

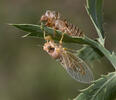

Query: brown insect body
left=40, top=10, right=84, bottom=37
left=43, top=38, right=94, bottom=83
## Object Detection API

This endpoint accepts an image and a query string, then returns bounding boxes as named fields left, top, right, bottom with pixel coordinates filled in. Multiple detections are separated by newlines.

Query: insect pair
left=41, top=10, right=94, bottom=83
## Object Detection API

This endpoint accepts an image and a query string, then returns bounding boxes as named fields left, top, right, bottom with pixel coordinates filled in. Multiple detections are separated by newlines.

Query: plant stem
left=85, top=36, right=116, bottom=69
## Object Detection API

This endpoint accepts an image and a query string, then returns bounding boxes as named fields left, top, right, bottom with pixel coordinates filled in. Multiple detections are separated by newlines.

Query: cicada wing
left=59, top=51, right=94, bottom=83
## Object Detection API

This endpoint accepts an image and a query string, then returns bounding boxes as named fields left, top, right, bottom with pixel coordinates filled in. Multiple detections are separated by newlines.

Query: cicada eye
left=47, top=46, right=55, bottom=53
left=46, top=10, right=51, bottom=16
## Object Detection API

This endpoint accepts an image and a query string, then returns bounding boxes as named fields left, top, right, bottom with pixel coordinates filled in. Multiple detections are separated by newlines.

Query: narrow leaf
left=86, top=0, right=104, bottom=45
left=77, top=45, right=103, bottom=64
left=10, top=24, right=87, bottom=44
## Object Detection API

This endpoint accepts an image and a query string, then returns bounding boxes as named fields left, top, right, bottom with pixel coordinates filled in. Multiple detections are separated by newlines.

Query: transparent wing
left=59, top=51, right=94, bottom=83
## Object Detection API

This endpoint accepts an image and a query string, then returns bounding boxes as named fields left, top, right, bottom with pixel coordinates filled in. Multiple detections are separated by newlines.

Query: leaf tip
left=22, top=33, right=31, bottom=38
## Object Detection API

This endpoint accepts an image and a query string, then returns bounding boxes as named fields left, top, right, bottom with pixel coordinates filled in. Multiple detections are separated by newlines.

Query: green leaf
left=77, top=45, right=103, bottom=64
left=74, top=72, right=116, bottom=100
left=86, top=0, right=105, bottom=45
left=76, top=46, right=104, bottom=71
left=9, top=24, right=90, bottom=44
left=10, top=24, right=116, bottom=69
left=9, top=24, right=102, bottom=45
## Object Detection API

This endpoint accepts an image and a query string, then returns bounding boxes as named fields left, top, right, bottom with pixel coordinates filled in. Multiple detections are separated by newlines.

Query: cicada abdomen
left=66, top=23, right=84, bottom=37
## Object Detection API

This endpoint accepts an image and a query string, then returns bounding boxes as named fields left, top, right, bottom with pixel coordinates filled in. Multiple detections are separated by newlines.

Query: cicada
left=40, top=10, right=84, bottom=37
left=43, top=36, right=94, bottom=83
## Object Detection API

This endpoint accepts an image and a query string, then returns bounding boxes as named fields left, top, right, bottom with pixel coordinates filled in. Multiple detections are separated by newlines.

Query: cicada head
left=40, top=10, right=52, bottom=22
left=43, top=41, right=62, bottom=59
left=40, top=10, right=60, bottom=22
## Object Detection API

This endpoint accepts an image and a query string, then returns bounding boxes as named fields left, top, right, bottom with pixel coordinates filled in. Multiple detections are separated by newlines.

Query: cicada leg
left=59, top=32, right=65, bottom=45
left=40, top=22, right=51, bottom=42
left=59, top=27, right=68, bottom=45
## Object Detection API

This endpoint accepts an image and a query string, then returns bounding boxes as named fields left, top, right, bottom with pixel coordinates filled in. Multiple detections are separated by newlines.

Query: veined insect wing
left=59, top=50, right=94, bottom=83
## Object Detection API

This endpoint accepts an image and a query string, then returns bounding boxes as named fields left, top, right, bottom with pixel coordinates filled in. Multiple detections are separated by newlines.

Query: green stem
left=84, top=37, right=116, bottom=69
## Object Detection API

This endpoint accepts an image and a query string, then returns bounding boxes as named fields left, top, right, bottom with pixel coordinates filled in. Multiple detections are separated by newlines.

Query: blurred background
left=0, top=0, right=116, bottom=100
